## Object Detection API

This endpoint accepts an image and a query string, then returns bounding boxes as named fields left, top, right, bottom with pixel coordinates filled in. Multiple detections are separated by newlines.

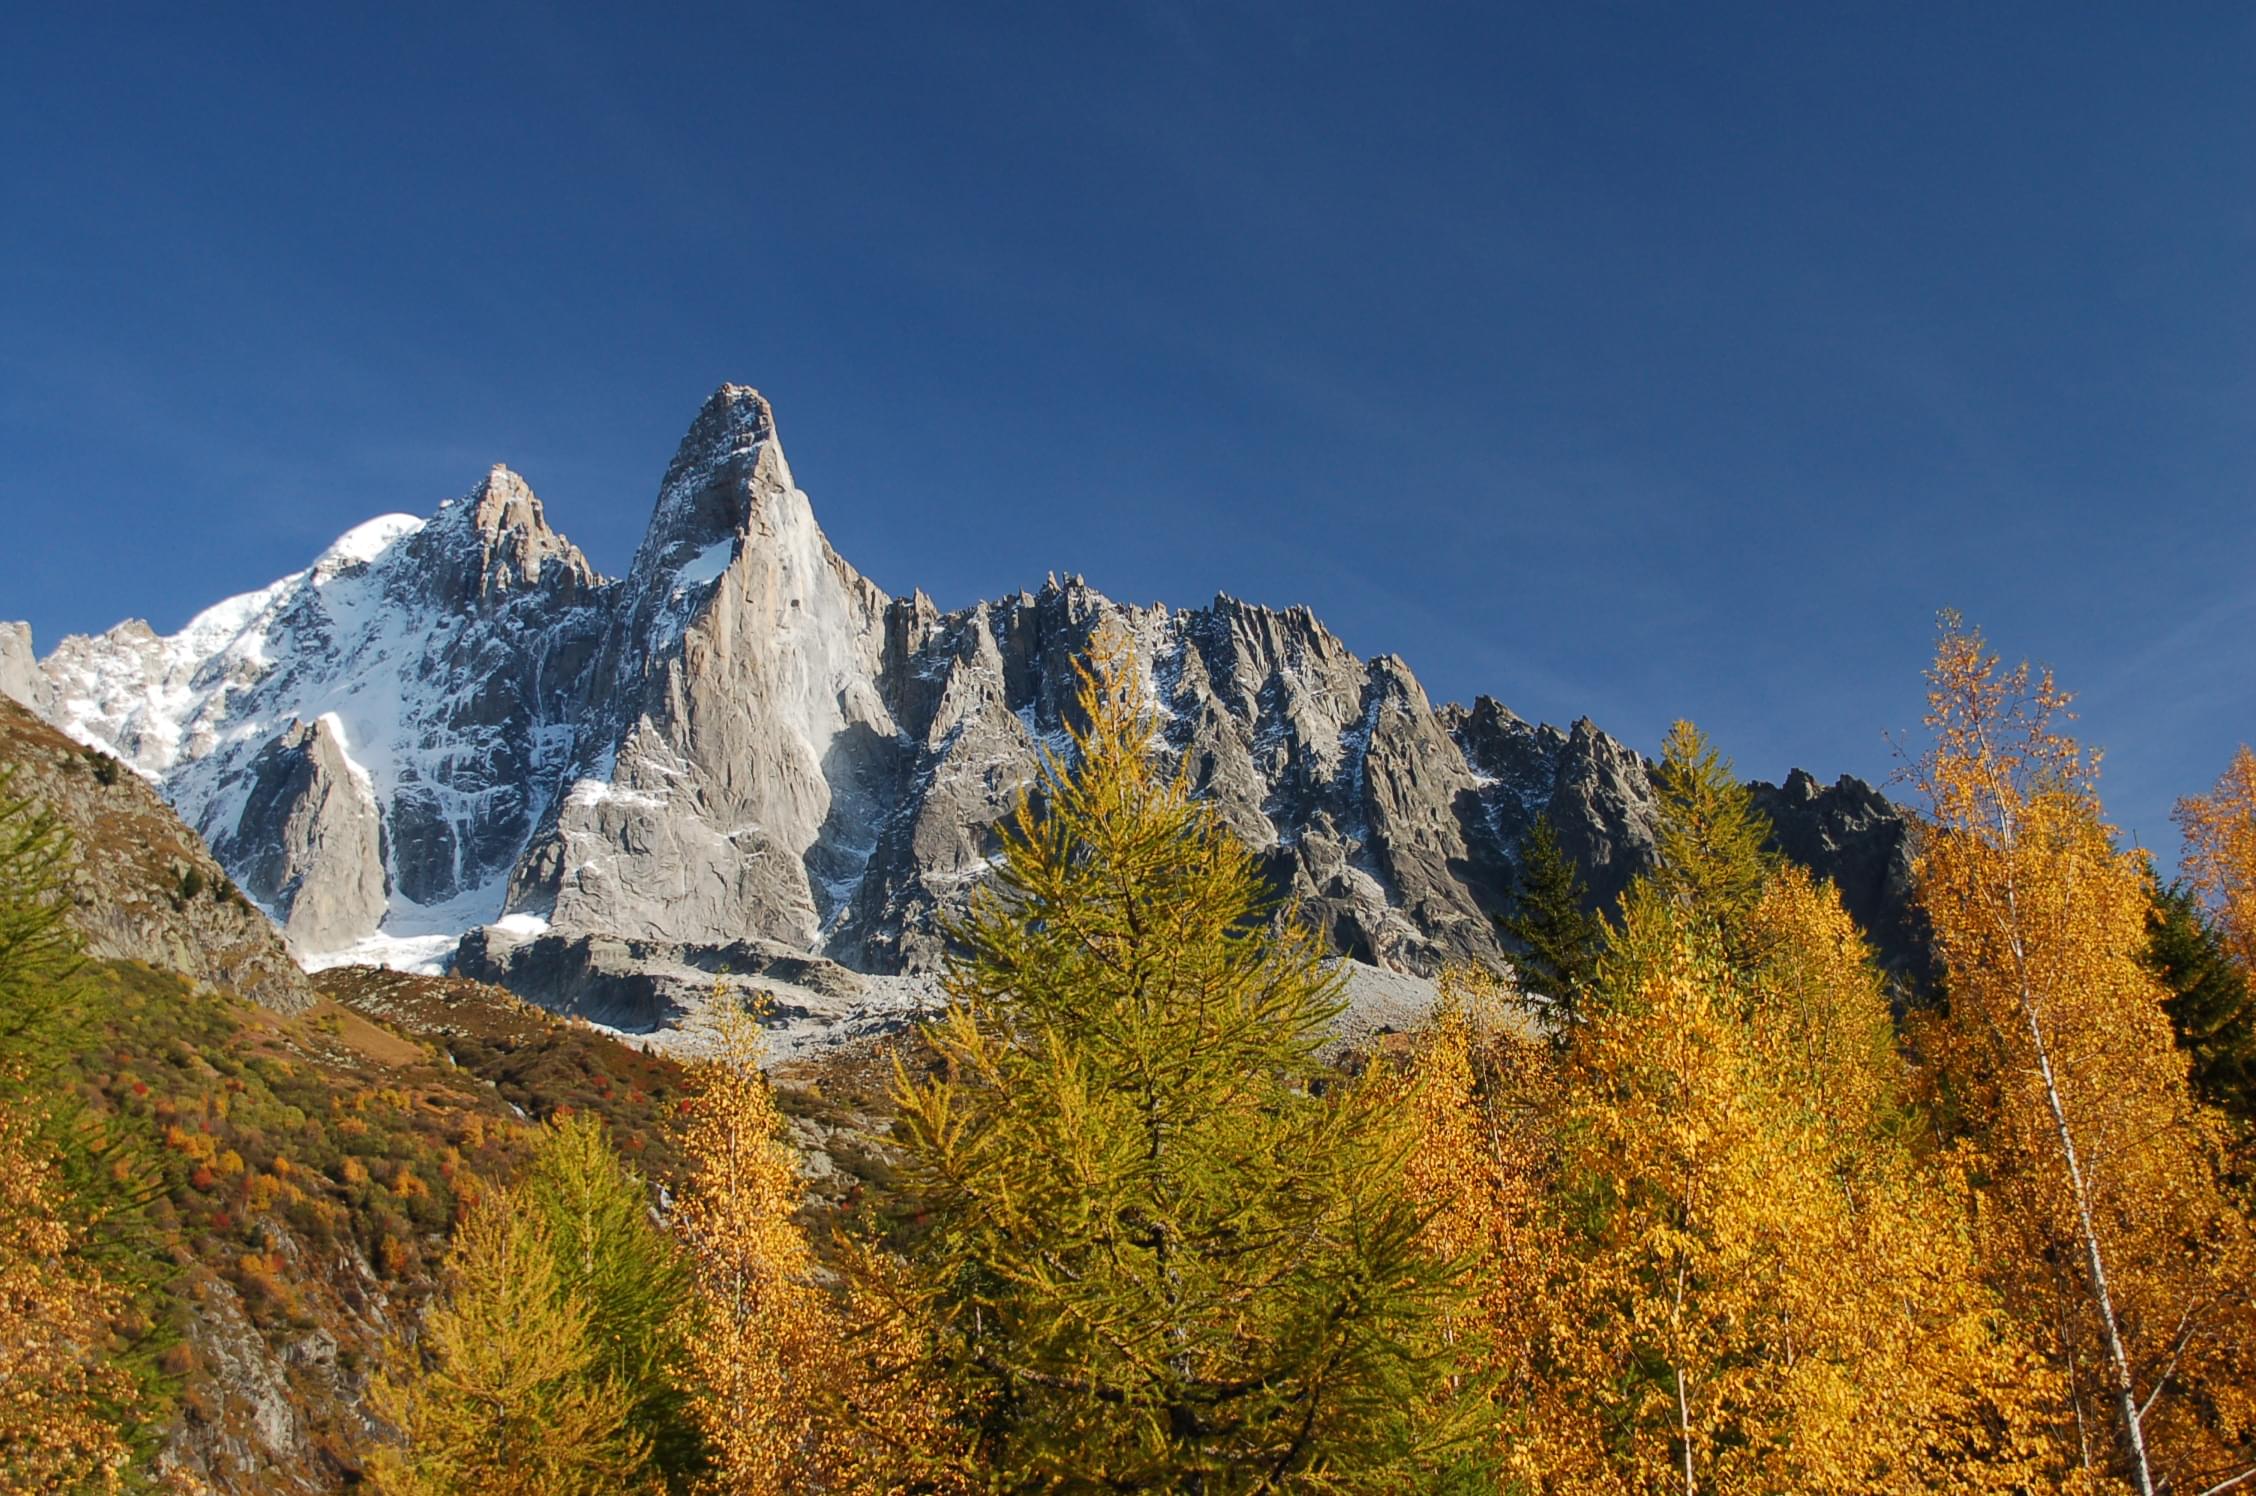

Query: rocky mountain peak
left=1366, top=653, right=1430, bottom=707
left=406, top=464, right=601, bottom=606
left=12, top=379, right=1929, bottom=1026
left=631, top=384, right=796, bottom=583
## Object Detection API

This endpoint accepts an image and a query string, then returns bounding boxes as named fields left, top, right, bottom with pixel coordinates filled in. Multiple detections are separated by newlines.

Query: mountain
left=0, top=687, right=719, bottom=1489
left=4, top=384, right=1925, bottom=1029
left=0, top=694, right=313, bottom=1012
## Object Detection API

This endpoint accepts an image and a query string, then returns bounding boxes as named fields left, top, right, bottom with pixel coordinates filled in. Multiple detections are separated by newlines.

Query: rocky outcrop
left=509, top=387, right=902, bottom=953
left=453, top=925, right=938, bottom=1062
left=1753, top=769, right=1933, bottom=989
left=0, top=696, right=312, bottom=1011
left=0, top=621, right=42, bottom=711
left=213, top=718, right=390, bottom=953
left=30, top=468, right=610, bottom=949
left=11, top=383, right=1925, bottom=1020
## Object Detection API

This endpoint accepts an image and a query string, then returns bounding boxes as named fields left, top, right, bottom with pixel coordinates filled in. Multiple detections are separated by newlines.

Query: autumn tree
left=368, top=1185, right=647, bottom=1496
left=521, top=1112, right=702, bottom=1487
left=673, top=1003, right=835, bottom=1494
left=1387, top=717, right=2055, bottom=1492
left=1911, top=619, right=2256, bottom=1496
left=2178, top=746, right=2256, bottom=972
left=0, top=1097, right=135, bottom=1493
left=1370, top=964, right=1567, bottom=1485
left=1741, top=863, right=1905, bottom=1150
left=1482, top=881, right=2053, bottom=1495
left=1499, top=813, right=1605, bottom=1033
left=1739, top=864, right=2059, bottom=1490
left=672, top=1002, right=962, bottom=1494
left=889, top=629, right=1494, bottom=1492
left=1646, top=719, right=1776, bottom=956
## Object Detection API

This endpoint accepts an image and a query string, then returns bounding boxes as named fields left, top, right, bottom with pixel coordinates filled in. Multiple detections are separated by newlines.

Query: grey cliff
left=10, top=384, right=1929, bottom=1029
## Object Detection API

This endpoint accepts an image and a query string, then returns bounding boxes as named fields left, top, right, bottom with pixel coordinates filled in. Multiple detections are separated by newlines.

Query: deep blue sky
left=4, top=3, right=2252, bottom=854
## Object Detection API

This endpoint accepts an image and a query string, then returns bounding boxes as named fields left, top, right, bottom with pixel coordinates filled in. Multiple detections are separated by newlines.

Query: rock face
left=509, top=388, right=901, bottom=953
left=0, top=621, right=42, bottom=711
left=453, top=925, right=937, bottom=1062
left=0, top=696, right=313, bottom=1012
left=212, top=717, right=390, bottom=953
left=31, top=466, right=607, bottom=955
left=1753, top=769, right=1933, bottom=989
left=10, top=384, right=1924, bottom=1010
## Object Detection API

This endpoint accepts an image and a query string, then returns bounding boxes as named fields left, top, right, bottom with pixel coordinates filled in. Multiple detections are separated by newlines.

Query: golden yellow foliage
left=367, top=1187, right=646, bottom=1496
left=2178, top=744, right=2256, bottom=973
left=1743, top=866, right=2059, bottom=1490
left=0, top=1100, right=134, bottom=1494
left=1377, top=965, right=1556, bottom=1400
left=1912, top=621, right=2256, bottom=1496
left=1423, top=875, right=2057, bottom=1494
left=242, top=1173, right=284, bottom=1216
left=674, top=1003, right=830, bottom=1493
left=674, top=1002, right=964, bottom=1493
left=1742, top=865, right=1900, bottom=1151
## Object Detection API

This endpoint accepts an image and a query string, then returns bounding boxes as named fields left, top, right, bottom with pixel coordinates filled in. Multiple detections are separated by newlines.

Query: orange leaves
left=1380, top=966, right=1552, bottom=1381
left=2177, top=745, right=2256, bottom=972
left=674, top=1006, right=826, bottom=1494
left=673, top=1000, right=961, bottom=1494
left=0, top=1101, right=135, bottom=1491
left=1913, top=619, right=2256, bottom=1496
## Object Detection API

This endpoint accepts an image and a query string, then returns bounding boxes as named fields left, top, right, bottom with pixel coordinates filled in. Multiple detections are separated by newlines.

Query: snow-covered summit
left=317, top=513, right=424, bottom=571
left=33, top=464, right=611, bottom=956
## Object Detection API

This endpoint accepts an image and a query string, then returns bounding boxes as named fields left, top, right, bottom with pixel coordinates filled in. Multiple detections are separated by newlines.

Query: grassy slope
left=39, top=956, right=727, bottom=1490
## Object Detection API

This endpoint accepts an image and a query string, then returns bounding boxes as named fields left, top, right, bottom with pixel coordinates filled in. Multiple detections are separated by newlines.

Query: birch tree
left=2177, top=746, right=2256, bottom=974
left=1912, top=619, right=2256, bottom=1496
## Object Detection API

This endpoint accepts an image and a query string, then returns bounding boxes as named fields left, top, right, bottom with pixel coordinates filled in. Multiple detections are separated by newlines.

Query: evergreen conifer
left=1498, top=812, right=1603, bottom=1033
left=890, top=628, right=1494, bottom=1492
left=523, top=1113, right=702, bottom=1488
left=2143, top=880, right=2256, bottom=1127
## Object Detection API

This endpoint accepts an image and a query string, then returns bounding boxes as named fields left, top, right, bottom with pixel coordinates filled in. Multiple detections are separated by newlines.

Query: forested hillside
left=2, top=623, right=2252, bottom=1494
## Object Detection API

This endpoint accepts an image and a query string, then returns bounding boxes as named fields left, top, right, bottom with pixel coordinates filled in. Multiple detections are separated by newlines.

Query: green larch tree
left=368, top=1185, right=647, bottom=1496
left=522, top=1112, right=702, bottom=1488
left=0, top=768, right=90, bottom=1067
left=888, top=627, right=1494, bottom=1493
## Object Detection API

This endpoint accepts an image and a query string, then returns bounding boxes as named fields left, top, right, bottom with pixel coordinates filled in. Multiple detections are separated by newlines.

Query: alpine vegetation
left=4, top=602, right=2254, bottom=1491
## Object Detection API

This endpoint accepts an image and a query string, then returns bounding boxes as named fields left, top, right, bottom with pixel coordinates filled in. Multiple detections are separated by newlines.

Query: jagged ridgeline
left=0, top=385, right=1921, bottom=1032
